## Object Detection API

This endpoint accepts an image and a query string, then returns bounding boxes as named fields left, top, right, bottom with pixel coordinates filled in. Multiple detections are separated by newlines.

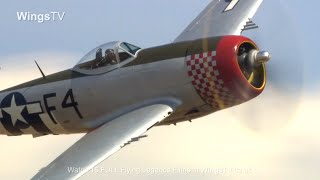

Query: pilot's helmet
left=105, top=49, right=114, bottom=54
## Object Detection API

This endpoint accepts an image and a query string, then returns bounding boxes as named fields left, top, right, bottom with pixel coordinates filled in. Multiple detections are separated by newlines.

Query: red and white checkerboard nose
left=186, top=36, right=266, bottom=110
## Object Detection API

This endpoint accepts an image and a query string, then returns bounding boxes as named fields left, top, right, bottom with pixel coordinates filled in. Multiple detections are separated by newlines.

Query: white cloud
left=0, top=52, right=80, bottom=90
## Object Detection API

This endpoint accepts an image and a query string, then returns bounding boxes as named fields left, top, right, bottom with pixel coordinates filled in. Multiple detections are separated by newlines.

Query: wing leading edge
left=32, top=104, right=175, bottom=180
left=174, top=0, right=263, bottom=42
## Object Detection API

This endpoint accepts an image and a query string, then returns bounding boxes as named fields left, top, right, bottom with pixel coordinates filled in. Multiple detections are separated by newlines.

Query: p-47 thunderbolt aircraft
left=1, top=0, right=270, bottom=179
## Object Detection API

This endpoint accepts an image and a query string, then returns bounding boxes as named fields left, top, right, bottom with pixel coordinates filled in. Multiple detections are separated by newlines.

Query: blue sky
left=0, top=0, right=210, bottom=55
left=0, top=0, right=319, bottom=179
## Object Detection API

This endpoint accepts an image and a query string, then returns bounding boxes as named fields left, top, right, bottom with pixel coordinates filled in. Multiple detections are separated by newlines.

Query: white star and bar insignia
left=0, top=95, right=43, bottom=126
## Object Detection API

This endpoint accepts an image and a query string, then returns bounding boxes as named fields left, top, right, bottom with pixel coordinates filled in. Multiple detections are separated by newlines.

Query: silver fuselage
left=0, top=36, right=266, bottom=136
left=0, top=41, right=213, bottom=136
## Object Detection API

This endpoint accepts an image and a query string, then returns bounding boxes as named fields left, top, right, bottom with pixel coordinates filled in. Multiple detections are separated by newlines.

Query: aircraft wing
left=174, top=0, right=263, bottom=42
left=32, top=104, right=174, bottom=180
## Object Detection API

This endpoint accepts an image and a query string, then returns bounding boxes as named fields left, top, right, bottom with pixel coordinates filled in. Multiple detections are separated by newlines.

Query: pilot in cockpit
left=104, top=49, right=117, bottom=65
left=92, top=48, right=117, bottom=69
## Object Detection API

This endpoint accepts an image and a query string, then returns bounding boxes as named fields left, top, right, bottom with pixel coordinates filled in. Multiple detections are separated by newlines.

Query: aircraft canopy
left=74, top=41, right=141, bottom=75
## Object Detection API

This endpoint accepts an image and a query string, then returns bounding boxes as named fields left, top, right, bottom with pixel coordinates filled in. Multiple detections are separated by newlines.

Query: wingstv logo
left=16, top=11, right=66, bottom=23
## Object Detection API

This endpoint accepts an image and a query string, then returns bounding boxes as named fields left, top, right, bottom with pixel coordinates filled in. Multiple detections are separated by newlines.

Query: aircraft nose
left=186, top=36, right=267, bottom=111
left=186, top=50, right=232, bottom=109
left=252, top=50, right=271, bottom=66
left=256, top=51, right=271, bottom=63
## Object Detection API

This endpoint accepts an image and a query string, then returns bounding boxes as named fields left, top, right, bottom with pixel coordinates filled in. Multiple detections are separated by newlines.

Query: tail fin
left=174, top=0, right=263, bottom=42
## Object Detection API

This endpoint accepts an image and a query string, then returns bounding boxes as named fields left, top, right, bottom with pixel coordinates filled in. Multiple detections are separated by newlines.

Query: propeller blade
left=232, top=1, right=304, bottom=133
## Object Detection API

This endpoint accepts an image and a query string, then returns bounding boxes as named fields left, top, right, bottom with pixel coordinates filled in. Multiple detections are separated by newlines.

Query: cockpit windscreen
left=74, top=41, right=141, bottom=74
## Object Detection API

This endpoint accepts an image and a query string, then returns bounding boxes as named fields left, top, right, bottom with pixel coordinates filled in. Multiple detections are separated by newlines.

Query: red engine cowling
left=186, top=35, right=266, bottom=110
